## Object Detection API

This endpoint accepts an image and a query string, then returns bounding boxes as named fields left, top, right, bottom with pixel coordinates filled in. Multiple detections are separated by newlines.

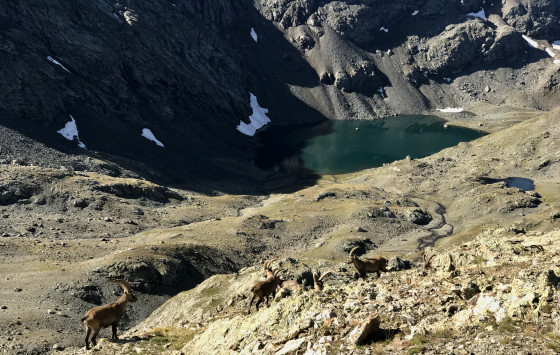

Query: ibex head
left=112, top=279, right=137, bottom=302
left=347, top=246, right=361, bottom=263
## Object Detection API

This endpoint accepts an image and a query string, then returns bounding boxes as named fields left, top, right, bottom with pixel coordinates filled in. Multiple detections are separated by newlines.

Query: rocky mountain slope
left=2, top=0, right=560, bottom=189
left=1, top=106, right=558, bottom=354
left=78, top=228, right=560, bottom=355
left=49, top=108, right=560, bottom=354
left=2, top=0, right=560, bottom=354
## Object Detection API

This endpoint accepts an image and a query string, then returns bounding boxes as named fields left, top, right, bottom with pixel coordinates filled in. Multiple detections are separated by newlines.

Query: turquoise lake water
left=256, top=115, right=486, bottom=175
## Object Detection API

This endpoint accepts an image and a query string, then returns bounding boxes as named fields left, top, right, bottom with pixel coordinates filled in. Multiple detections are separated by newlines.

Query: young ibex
left=81, top=279, right=137, bottom=350
left=264, top=259, right=306, bottom=290
left=281, top=279, right=305, bottom=290
left=249, top=260, right=283, bottom=313
left=312, top=270, right=334, bottom=291
left=348, top=246, right=388, bottom=279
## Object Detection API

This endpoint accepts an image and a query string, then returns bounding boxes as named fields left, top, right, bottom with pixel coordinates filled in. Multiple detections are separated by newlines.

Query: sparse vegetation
left=472, top=255, right=487, bottom=265
left=431, top=328, right=453, bottom=340
left=407, top=335, right=428, bottom=354
left=2, top=63, right=560, bottom=355
left=497, top=317, right=516, bottom=333
left=148, top=326, right=201, bottom=351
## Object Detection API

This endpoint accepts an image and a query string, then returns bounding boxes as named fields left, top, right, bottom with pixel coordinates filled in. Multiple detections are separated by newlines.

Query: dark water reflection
left=256, top=115, right=486, bottom=176
left=505, top=177, right=535, bottom=191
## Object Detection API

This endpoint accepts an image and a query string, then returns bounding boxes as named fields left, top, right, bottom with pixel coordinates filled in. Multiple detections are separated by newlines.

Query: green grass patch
left=206, top=297, right=224, bottom=309
left=546, top=342, right=560, bottom=352
left=497, top=317, right=516, bottom=333
left=431, top=329, right=452, bottom=339
left=544, top=333, right=560, bottom=352
left=472, top=255, right=487, bottom=265
left=407, top=334, right=428, bottom=355
left=200, top=286, right=223, bottom=297
left=148, top=326, right=202, bottom=351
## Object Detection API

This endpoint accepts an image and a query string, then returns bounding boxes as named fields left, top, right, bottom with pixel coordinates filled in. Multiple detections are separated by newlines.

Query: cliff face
left=44, top=107, right=560, bottom=355
left=0, top=0, right=261, bottom=188
left=255, top=0, right=560, bottom=121
left=1, top=1, right=247, bottom=121
left=1, top=0, right=559, bottom=188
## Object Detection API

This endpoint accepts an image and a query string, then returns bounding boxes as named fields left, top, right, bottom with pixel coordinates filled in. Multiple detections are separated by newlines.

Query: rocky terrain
left=2, top=0, right=560, bottom=354
left=75, top=228, right=560, bottom=355
left=1, top=103, right=559, bottom=354
left=18, top=106, right=553, bottom=355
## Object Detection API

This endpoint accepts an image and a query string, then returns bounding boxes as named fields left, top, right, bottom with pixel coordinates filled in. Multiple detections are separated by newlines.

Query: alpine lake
left=256, top=115, right=487, bottom=176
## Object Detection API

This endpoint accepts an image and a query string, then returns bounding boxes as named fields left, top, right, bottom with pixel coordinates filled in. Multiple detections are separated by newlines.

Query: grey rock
left=387, top=256, right=412, bottom=271
left=503, top=0, right=560, bottom=38
left=348, top=313, right=380, bottom=345
left=72, top=198, right=89, bottom=208
left=462, top=281, right=481, bottom=300
left=416, top=21, right=525, bottom=78
left=405, top=209, right=433, bottom=225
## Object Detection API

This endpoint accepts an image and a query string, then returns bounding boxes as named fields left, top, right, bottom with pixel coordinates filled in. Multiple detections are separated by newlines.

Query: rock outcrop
left=502, top=0, right=560, bottom=38
left=70, top=228, right=560, bottom=354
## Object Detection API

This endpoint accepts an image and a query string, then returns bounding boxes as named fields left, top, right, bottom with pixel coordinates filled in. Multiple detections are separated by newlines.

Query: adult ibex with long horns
left=249, top=259, right=283, bottom=312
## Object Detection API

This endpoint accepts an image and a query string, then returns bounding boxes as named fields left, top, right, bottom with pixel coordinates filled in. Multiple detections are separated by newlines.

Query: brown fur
left=313, top=270, right=334, bottom=291
left=347, top=246, right=388, bottom=279
left=81, top=280, right=137, bottom=350
left=249, top=262, right=283, bottom=313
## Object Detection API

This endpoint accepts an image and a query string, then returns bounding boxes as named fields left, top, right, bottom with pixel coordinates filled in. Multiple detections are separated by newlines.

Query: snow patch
left=444, top=77, right=452, bottom=82
left=439, top=107, right=464, bottom=113
left=237, top=93, right=271, bottom=136
left=379, top=27, right=388, bottom=33
left=553, top=41, right=560, bottom=50
left=250, top=27, right=258, bottom=42
left=554, top=59, right=560, bottom=64
left=467, top=8, right=486, bottom=19
left=47, top=56, right=71, bottom=73
left=411, top=10, right=419, bottom=16
left=546, top=48, right=556, bottom=57
left=141, top=128, right=164, bottom=147
left=522, top=35, right=539, bottom=49
left=378, top=87, right=386, bottom=98
left=57, top=115, right=86, bottom=149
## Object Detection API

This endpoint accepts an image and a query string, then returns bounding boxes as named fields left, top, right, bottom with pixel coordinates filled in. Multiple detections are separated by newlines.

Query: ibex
left=265, top=259, right=306, bottom=291
left=261, top=258, right=278, bottom=278
left=249, top=259, right=283, bottom=313
left=423, top=252, right=435, bottom=269
left=348, top=246, right=388, bottom=279
left=81, top=279, right=137, bottom=350
left=281, top=279, right=305, bottom=290
left=313, top=270, right=334, bottom=291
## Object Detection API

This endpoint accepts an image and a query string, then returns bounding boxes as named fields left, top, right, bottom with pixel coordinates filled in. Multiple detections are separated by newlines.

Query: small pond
left=256, top=115, right=486, bottom=175
left=478, top=177, right=535, bottom=191
left=504, top=177, right=535, bottom=191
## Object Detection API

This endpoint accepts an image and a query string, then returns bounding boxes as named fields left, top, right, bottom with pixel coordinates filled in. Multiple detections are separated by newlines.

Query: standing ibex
left=249, top=259, right=283, bottom=313
left=81, top=279, right=137, bottom=350
left=313, top=270, right=334, bottom=291
left=348, top=246, right=388, bottom=279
